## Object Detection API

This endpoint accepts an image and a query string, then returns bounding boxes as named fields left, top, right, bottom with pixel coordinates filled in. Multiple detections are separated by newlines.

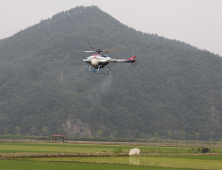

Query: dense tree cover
left=0, top=6, right=222, bottom=140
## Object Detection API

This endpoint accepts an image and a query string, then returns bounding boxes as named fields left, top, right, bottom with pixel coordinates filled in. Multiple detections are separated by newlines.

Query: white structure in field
left=129, top=148, right=140, bottom=156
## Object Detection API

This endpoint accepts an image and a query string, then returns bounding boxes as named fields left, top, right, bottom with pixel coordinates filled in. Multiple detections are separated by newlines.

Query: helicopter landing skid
left=85, top=67, right=111, bottom=74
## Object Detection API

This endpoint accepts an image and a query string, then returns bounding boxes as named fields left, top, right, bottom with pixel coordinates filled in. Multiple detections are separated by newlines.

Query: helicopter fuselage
left=83, top=54, right=112, bottom=68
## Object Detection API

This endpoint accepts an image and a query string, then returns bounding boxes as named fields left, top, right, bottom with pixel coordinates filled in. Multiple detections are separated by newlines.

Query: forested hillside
left=1, top=6, right=222, bottom=140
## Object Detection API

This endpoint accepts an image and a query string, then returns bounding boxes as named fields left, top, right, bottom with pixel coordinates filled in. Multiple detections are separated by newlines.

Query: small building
left=51, top=134, right=65, bottom=142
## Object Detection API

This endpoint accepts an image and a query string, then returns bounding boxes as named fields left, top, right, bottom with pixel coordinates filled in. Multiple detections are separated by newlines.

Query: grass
left=1, top=142, right=222, bottom=169
left=2, top=142, right=220, bottom=154
left=0, top=160, right=184, bottom=170
left=26, top=155, right=222, bottom=170
left=0, top=142, right=121, bottom=153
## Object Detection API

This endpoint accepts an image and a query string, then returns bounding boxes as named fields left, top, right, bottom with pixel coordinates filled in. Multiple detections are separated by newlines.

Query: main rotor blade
left=83, top=51, right=96, bottom=52
left=75, top=50, right=96, bottom=53
left=104, top=47, right=125, bottom=53
left=77, top=47, right=125, bottom=53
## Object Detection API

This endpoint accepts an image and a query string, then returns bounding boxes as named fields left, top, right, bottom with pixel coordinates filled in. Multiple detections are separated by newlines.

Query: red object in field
left=51, top=134, right=65, bottom=142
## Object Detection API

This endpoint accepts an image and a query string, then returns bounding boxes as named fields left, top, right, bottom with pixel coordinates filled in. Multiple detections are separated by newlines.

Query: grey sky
left=0, top=0, right=221, bottom=56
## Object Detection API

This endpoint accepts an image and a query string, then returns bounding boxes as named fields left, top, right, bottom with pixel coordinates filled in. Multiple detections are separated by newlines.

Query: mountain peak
left=48, top=5, right=104, bottom=22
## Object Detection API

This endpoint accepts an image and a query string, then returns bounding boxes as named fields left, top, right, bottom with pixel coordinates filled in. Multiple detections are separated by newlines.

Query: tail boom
left=110, top=55, right=136, bottom=63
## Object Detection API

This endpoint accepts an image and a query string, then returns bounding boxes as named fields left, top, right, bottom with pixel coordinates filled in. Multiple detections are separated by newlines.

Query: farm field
left=0, top=142, right=200, bottom=154
left=1, top=142, right=222, bottom=170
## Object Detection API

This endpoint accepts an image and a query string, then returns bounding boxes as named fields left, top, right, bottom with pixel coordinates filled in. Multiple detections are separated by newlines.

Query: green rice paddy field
left=1, top=142, right=222, bottom=170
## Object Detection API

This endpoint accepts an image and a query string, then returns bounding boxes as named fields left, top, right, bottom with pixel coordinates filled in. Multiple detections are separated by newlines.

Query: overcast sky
left=0, top=0, right=221, bottom=56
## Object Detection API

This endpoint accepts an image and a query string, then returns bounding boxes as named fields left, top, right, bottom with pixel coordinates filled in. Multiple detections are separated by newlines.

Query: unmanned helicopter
left=81, top=47, right=136, bottom=74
